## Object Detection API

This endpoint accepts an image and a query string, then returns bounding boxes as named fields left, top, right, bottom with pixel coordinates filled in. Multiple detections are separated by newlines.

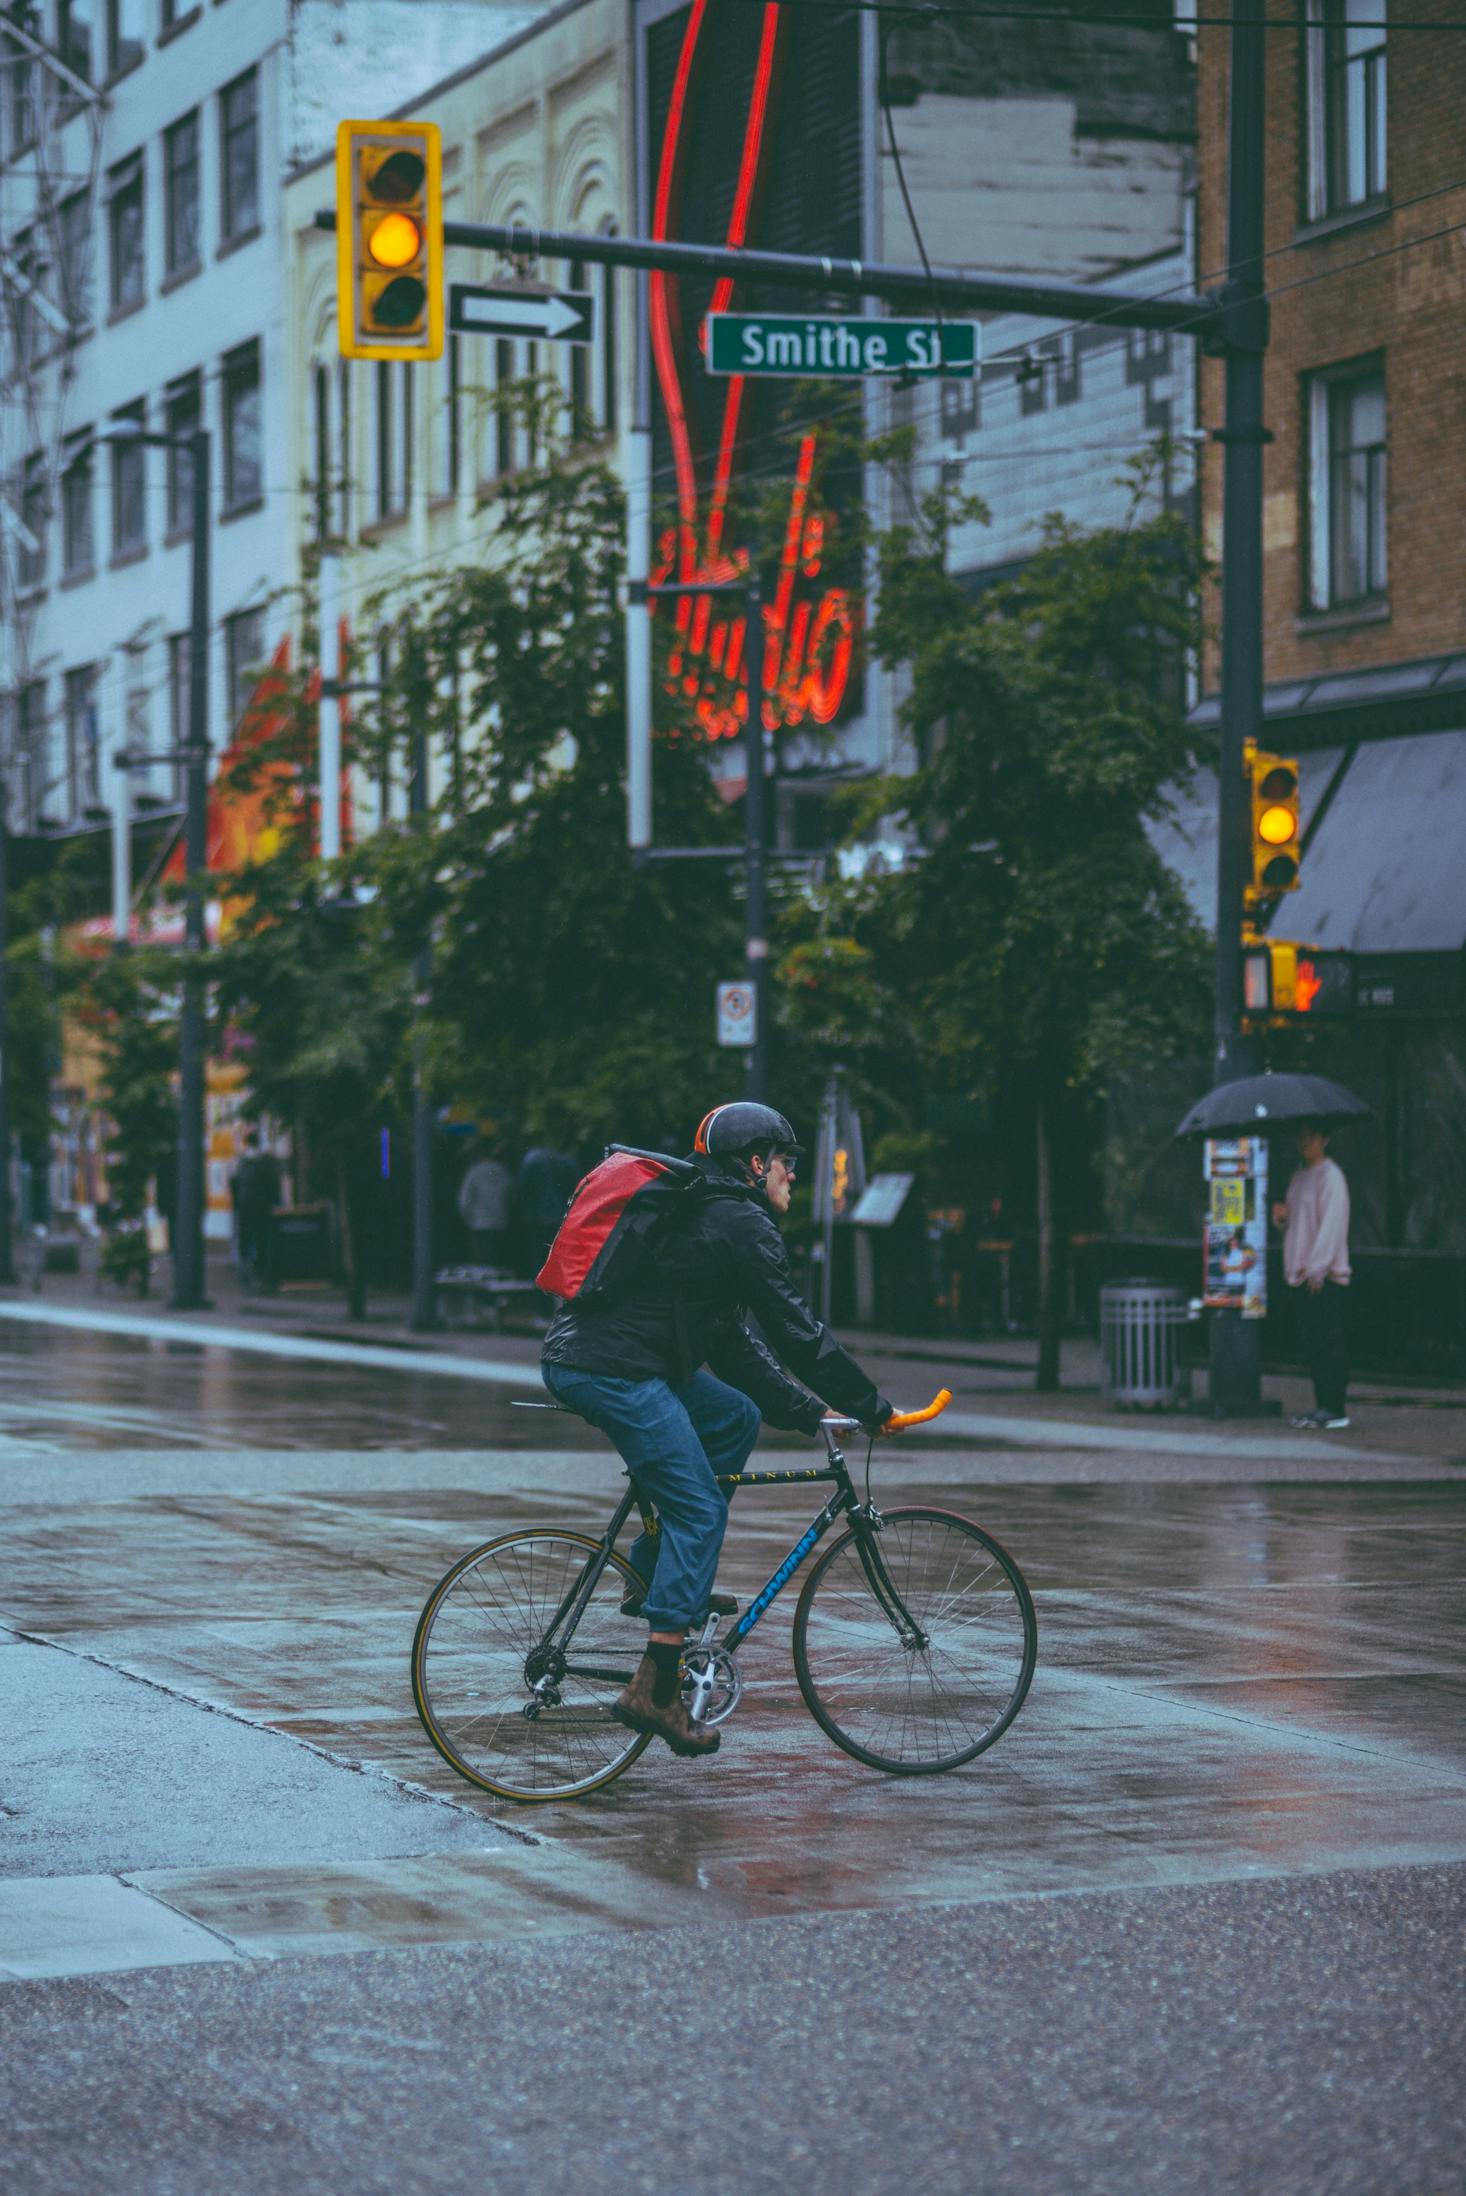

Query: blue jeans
left=540, top=1364, right=761, bottom=1632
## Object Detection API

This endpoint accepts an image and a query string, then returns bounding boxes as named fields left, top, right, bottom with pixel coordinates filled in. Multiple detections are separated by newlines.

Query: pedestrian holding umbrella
left=1175, top=1070, right=1369, bottom=1430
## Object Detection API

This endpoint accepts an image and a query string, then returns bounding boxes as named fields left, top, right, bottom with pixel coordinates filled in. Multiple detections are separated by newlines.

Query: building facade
left=285, top=0, right=631, bottom=836
left=1144, top=1, right=1466, bottom=1368
left=0, top=0, right=510, bottom=849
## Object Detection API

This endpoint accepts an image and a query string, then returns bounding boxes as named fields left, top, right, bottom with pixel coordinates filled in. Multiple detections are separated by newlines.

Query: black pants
left=1295, top=1280, right=1349, bottom=1417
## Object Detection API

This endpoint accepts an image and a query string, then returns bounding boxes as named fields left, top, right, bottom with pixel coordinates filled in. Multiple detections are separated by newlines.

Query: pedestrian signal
left=1246, top=741, right=1301, bottom=902
left=1242, top=939, right=1352, bottom=1018
left=336, top=119, right=443, bottom=362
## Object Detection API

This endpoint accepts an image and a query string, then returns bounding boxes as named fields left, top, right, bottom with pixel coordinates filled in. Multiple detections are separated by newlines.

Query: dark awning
left=1150, top=729, right=1466, bottom=954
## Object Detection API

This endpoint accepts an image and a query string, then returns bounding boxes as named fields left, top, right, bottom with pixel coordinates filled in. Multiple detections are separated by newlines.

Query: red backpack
left=536, top=1146, right=701, bottom=1303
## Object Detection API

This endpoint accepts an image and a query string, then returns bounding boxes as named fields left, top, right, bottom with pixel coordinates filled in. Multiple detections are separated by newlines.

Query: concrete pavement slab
left=0, top=1873, right=237, bottom=1981
left=0, top=1636, right=518, bottom=1884
left=0, top=1862, right=1462, bottom=2196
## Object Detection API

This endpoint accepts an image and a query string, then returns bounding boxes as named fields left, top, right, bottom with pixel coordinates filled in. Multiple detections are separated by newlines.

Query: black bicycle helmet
left=694, top=1102, right=804, bottom=1159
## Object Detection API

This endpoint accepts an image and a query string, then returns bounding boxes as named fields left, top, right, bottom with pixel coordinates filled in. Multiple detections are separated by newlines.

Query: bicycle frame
left=535, top=1423, right=928, bottom=1692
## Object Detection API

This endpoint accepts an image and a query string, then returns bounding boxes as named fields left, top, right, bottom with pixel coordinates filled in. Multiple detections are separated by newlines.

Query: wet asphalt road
left=2, top=1315, right=1464, bottom=2193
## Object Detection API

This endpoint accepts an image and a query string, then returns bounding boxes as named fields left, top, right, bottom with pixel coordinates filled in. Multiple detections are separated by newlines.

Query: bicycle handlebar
left=883, top=1388, right=953, bottom=1432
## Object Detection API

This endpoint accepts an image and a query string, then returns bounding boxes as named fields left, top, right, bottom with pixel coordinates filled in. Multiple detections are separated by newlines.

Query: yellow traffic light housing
left=1245, top=740, right=1301, bottom=903
left=336, top=119, right=443, bottom=362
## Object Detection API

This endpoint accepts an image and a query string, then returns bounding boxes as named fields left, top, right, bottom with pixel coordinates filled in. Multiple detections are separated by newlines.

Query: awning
left=1150, top=729, right=1466, bottom=955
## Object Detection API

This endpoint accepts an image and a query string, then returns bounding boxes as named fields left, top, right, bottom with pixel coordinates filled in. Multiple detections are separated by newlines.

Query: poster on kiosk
left=1203, top=1137, right=1269, bottom=1319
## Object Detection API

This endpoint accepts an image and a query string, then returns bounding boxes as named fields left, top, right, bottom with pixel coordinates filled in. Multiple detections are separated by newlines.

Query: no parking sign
left=716, top=981, right=757, bottom=1048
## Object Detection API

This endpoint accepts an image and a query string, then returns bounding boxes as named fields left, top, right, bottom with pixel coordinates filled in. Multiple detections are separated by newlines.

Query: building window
left=57, top=0, right=91, bottom=98
left=58, top=190, right=93, bottom=331
left=373, top=361, right=411, bottom=519
left=110, top=400, right=146, bottom=555
left=1307, top=362, right=1386, bottom=609
left=431, top=333, right=460, bottom=498
left=598, top=228, right=618, bottom=437
left=1306, top=0, right=1386, bottom=219
left=168, top=631, right=192, bottom=766
left=17, top=450, right=47, bottom=589
left=222, top=339, right=262, bottom=512
left=16, top=679, right=45, bottom=826
left=225, top=606, right=266, bottom=732
left=164, top=111, right=201, bottom=277
left=313, top=362, right=330, bottom=538
left=106, top=0, right=143, bottom=76
left=6, top=10, right=39, bottom=155
left=164, top=369, right=200, bottom=535
left=161, top=0, right=198, bottom=31
left=60, top=431, right=94, bottom=577
left=9, top=227, right=35, bottom=367
left=337, top=359, right=352, bottom=537
left=64, top=663, right=100, bottom=814
left=493, top=339, right=514, bottom=475
left=220, top=69, right=259, bottom=244
left=108, top=153, right=145, bottom=314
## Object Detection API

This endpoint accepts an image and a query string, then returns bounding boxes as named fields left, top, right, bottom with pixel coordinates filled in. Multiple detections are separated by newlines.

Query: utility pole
left=0, top=797, right=13, bottom=1285
left=318, top=548, right=342, bottom=864
left=742, top=568, right=770, bottom=1105
left=408, top=660, right=437, bottom=1333
left=171, top=425, right=211, bottom=1311
left=1209, top=6, right=1269, bottom=1414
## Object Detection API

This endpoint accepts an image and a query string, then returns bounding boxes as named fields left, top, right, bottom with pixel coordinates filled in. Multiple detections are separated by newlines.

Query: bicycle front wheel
left=412, top=1530, right=652, bottom=1802
left=793, top=1507, right=1036, bottom=1775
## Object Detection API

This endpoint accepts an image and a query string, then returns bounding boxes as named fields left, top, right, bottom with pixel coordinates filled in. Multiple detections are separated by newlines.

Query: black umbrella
left=1174, top=1070, right=1371, bottom=1141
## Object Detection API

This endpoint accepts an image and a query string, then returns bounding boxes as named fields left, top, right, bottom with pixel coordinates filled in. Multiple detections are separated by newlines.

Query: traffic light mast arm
left=312, top=210, right=1231, bottom=343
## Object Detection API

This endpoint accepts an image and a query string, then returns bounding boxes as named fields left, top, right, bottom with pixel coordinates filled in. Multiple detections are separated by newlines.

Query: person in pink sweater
left=1271, top=1121, right=1352, bottom=1430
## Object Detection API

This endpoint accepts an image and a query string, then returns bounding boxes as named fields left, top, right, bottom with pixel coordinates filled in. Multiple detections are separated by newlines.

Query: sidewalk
left=8, top=1251, right=1466, bottom=1467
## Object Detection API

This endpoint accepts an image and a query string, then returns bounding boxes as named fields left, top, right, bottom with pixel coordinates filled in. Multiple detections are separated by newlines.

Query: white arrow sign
left=449, top=285, right=595, bottom=343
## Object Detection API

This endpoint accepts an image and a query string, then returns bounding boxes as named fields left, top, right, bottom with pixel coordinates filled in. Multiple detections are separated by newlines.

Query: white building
left=284, top=0, right=631, bottom=835
left=0, top=0, right=537, bottom=856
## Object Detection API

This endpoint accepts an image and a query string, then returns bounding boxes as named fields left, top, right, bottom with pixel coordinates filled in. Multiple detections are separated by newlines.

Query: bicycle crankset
left=682, top=1644, right=743, bottom=1727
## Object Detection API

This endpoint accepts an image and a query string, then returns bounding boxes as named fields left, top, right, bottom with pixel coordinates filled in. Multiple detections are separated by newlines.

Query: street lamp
left=93, top=421, right=211, bottom=1310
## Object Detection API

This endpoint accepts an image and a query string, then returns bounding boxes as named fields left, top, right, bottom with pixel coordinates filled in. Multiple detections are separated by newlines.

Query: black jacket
left=541, top=1158, right=891, bottom=1436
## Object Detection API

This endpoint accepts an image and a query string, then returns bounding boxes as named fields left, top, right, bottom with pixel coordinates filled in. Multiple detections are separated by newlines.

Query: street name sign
left=449, top=284, right=594, bottom=343
left=707, top=313, right=978, bottom=379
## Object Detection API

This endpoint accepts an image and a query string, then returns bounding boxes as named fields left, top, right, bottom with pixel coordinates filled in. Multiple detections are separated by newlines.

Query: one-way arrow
left=449, top=285, right=595, bottom=343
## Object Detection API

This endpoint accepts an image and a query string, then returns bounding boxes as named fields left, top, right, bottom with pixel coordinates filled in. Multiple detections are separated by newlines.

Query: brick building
left=1139, top=1, right=1466, bottom=1371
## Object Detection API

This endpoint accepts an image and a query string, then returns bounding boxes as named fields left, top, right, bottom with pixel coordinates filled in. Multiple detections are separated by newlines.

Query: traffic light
left=1245, top=741, right=1301, bottom=903
left=336, top=119, right=443, bottom=362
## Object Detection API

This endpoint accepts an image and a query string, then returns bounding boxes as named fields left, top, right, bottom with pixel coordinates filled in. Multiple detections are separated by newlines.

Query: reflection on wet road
left=5, top=1454, right=1464, bottom=1934
left=0, top=1322, right=567, bottom=1452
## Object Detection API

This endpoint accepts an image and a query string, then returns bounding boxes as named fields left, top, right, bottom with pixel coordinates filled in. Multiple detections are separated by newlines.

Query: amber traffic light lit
left=336, top=120, right=443, bottom=362
left=1246, top=745, right=1301, bottom=902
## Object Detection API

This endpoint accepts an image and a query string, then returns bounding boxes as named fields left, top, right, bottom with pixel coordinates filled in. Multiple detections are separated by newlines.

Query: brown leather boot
left=613, top=1651, right=720, bottom=1757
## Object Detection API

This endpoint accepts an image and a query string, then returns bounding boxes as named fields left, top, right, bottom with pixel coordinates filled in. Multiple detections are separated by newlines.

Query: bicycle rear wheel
left=412, top=1530, right=652, bottom=1802
left=793, top=1507, right=1036, bottom=1774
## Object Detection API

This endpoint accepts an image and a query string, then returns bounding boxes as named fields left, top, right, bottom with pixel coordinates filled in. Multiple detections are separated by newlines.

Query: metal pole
left=744, top=573, right=769, bottom=1104
left=625, top=423, right=653, bottom=850
left=318, top=548, right=342, bottom=863
left=0, top=798, right=13, bottom=1285
left=172, top=426, right=210, bottom=1310
left=1208, top=8, right=1268, bottom=1414
left=110, top=743, right=131, bottom=949
left=408, top=698, right=437, bottom=1332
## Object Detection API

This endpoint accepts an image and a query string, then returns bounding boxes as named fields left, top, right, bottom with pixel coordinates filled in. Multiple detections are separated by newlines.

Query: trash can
left=1099, top=1278, right=1191, bottom=1409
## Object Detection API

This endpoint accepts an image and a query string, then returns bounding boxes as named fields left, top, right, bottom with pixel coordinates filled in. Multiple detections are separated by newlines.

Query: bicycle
left=411, top=1388, right=1037, bottom=1803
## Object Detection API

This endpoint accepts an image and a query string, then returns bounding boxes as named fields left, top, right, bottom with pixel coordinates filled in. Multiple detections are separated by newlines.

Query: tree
left=84, top=953, right=179, bottom=1293
left=837, top=476, right=1213, bottom=1387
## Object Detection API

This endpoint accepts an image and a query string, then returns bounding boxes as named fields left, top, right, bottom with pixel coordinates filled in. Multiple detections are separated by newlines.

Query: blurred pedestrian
left=513, top=1140, right=580, bottom=1283
left=232, top=1129, right=283, bottom=1294
left=457, top=1141, right=512, bottom=1268
left=1273, top=1120, right=1351, bottom=1431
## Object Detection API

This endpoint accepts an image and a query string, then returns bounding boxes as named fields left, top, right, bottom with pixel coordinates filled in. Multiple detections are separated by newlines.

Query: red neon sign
left=648, top=0, right=857, bottom=746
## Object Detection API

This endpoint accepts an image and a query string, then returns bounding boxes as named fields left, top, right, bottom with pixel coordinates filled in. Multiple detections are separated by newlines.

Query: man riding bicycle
left=541, top=1101, right=893, bottom=1760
